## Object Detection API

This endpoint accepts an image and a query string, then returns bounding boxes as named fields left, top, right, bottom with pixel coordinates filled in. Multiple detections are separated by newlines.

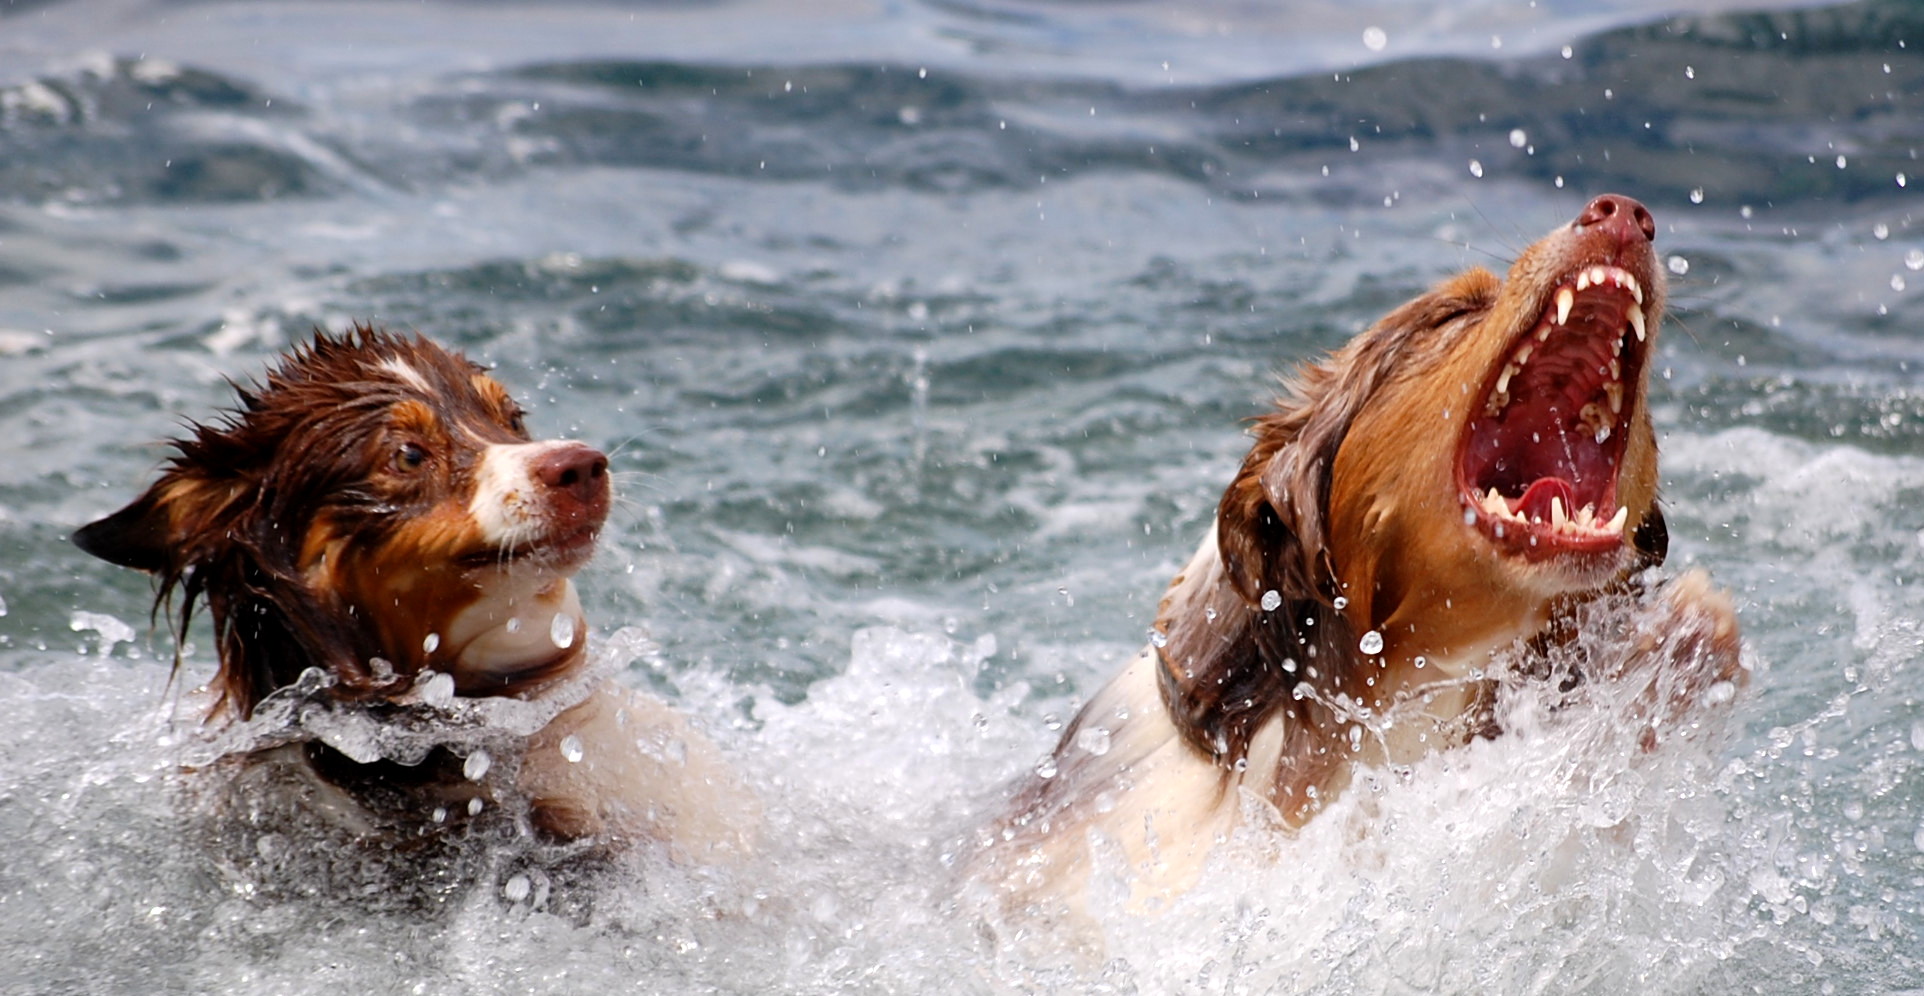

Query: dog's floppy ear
left=1157, top=360, right=1376, bottom=763
left=73, top=490, right=175, bottom=574
left=73, top=473, right=250, bottom=576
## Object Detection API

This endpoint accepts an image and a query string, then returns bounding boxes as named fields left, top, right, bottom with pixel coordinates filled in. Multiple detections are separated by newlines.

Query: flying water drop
left=560, top=734, right=584, bottom=763
left=550, top=613, right=576, bottom=649
left=1359, top=630, right=1385, bottom=655
left=1075, top=726, right=1112, bottom=757
left=1260, top=590, right=1282, bottom=611
left=464, top=749, right=492, bottom=781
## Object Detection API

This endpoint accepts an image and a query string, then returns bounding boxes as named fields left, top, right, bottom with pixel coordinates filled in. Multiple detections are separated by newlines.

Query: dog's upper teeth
left=1605, top=381, right=1623, bottom=414
left=1550, top=496, right=1567, bottom=529
left=1496, top=363, right=1516, bottom=397
left=1575, top=270, right=1591, bottom=293
left=1625, top=272, right=1644, bottom=305
left=1628, top=307, right=1646, bottom=342
left=1555, top=287, right=1575, bottom=326
left=1606, top=505, right=1629, bottom=533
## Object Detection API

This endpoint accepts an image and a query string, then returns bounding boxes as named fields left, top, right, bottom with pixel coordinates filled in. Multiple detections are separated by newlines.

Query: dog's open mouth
left=1458, top=264, right=1649, bottom=560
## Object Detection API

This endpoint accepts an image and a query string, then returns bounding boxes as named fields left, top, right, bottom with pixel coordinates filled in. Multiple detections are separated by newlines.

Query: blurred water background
left=3, top=0, right=1923, bottom=992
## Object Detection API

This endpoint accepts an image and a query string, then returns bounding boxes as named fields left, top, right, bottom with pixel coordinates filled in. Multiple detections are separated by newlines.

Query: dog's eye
left=393, top=442, right=430, bottom=472
left=507, top=409, right=527, bottom=437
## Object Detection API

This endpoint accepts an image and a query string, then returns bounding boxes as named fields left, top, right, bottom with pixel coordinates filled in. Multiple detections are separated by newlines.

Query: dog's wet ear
left=74, top=474, right=247, bottom=577
left=74, top=490, right=177, bottom=573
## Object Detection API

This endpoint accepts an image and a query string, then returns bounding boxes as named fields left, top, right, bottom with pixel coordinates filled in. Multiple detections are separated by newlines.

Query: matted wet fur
left=972, top=195, right=1745, bottom=914
left=76, top=324, right=755, bottom=862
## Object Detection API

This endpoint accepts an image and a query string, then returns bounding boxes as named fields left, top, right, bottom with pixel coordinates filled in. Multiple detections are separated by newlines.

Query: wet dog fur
left=973, top=195, right=1745, bottom=911
left=75, top=324, right=753, bottom=860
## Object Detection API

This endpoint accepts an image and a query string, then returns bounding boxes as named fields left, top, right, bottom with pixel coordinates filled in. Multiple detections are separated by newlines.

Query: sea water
left=3, top=0, right=1923, bottom=992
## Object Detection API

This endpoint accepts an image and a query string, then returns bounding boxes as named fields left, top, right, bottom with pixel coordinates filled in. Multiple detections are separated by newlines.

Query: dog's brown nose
left=1576, top=193, right=1656, bottom=245
left=536, top=443, right=609, bottom=505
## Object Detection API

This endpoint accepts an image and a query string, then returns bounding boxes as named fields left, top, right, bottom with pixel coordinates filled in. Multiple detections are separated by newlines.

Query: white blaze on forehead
left=470, top=439, right=575, bottom=548
left=379, top=357, right=432, bottom=393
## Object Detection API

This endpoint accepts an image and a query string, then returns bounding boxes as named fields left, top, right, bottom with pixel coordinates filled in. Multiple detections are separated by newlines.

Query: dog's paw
left=1627, top=568, right=1745, bottom=749
left=1650, top=568, right=1744, bottom=688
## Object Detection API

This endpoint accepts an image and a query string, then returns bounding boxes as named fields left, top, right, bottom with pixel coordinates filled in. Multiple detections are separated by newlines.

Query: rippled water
left=4, top=0, right=1924, bottom=992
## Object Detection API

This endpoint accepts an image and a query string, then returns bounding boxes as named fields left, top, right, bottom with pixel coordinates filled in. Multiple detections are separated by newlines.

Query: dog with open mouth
left=75, top=324, right=754, bottom=861
left=973, top=194, right=1745, bottom=912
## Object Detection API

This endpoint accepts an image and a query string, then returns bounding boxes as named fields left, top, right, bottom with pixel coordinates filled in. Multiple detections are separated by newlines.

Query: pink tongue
left=1515, top=478, right=1577, bottom=521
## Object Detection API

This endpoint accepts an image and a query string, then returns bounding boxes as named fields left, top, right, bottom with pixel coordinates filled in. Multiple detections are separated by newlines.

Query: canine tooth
left=1555, top=287, right=1574, bottom=326
left=1575, top=270, right=1591, bottom=292
left=1495, top=363, right=1516, bottom=396
left=1605, top=381, right=1623, bottom=414
left=1627, top=307, right=1646, bottom=342
left=1626, top=274, right=1644, bottom=305
left=1606, top=505, right=1629, bottom=533
left=1515, top=343, right=1534, bottom=364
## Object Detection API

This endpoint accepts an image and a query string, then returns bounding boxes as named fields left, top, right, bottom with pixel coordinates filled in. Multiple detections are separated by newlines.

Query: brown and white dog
left=974, top=194, right=1744, bottom=911
left=75, top=324, right=753, bottom=860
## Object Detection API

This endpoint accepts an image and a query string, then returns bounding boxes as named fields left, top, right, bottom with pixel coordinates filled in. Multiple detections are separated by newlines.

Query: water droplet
left=1667, top=255, right=1690, bottom=275
left=1347, top=725, right=1363, bottom=751
left=1035, top=756, right=1059, bottom=779
left=467, top=797, right=484, bottom=816
left=1413, top=656, right=1427, bottom=669
left=1913, top=824, right=1924, bottom=853
left=560, top=735, right=584, bottom=763
left=1874, top=223, right=1890, bottom=240
left=1898, top=173, right=1908, bottom=188
left=1560, top=44, right=1573, bottom=59
left=1906, top=249, right=1923, bottom=271
left=367, top=656, right=395, bottom=683
left=1349, top=136, right=1360, bottom=152
left=430, top=806, right=448, bottom=824
left=1148, top=628, right=1168, bottom=648
left=1260, top=590, right=1282, bottom=611
left=549, top=613, right=576, bottom=649
left=1468, top=159, right=1484, bottom=178
left=1508, top=128, right=1527, bottom=149
left=1910, top=719, right=1924, bottom=751
left=505, top=617, right=522, bottom=634
left=419, top=671, right=455, bottom=708
left=1358, top=630, right=1385, bottom=655
left=463, top=749, right=492, bottom=781
left=0, top=593, right=8, bottom=617
left=1361, top=26, right=1387, bottom=51
left=422, top=632, right=440, bottom=654
left=503, top=874, right=531, bottom=902
left=1684, top=65, right=1695, bottom=79
left=1836, top=154, right=1848, bottom=169
left=1893, top=274, right=1907, bottom=292
left=1075, top=726, right=1112, bottom=756
left=1332, top=596, right=1349, bottom=611
left=1689, top=187, right=1704, bottom=204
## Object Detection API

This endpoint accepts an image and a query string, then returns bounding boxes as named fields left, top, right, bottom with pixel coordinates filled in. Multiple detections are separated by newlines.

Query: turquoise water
left=3, top=1, right=1923, bottom=992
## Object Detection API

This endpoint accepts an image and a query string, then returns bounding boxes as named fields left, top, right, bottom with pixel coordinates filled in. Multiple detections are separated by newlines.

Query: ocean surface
left=3, top=0, right=1923, bottom=992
